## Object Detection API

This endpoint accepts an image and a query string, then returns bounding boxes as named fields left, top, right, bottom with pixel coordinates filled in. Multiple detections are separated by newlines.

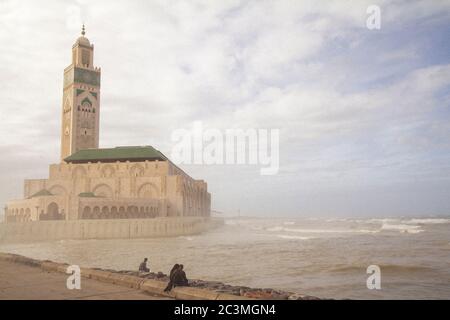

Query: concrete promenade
left=0, top=259, right=171, bottom=300
left=0, top=252, right=253, bottom=300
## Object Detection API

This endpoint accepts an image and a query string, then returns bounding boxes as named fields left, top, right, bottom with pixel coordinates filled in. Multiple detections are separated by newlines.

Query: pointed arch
left=130, top=164, right=145, bottom=177
left=72, top=166, right=87, bottom=179
left=92, top=183, right=113, bottom=198
left=48, top=184, right=67, bottom=195
left=137, top=183, right=159, bottom=199
left=101, top=164, right=115, bottom=178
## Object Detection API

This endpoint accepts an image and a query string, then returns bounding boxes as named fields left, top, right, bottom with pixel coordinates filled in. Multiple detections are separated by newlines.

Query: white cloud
left=0, top=0, right=449, bottom=216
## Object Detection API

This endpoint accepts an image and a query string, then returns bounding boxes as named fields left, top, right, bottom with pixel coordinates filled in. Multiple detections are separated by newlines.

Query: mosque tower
left=60, top=25, right=101, bottom=161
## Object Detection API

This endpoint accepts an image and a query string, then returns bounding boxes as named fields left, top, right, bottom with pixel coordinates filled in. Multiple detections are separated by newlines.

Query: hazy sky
left=0, top=0, right=449, bottom=217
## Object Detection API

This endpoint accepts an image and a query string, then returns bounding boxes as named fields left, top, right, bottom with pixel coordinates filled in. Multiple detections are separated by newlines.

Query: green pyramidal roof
left=64, top=146, right=168, bottom=164
left=78, top=192, right=97, bottom=198
left=29, top=189, right=53, bottom=198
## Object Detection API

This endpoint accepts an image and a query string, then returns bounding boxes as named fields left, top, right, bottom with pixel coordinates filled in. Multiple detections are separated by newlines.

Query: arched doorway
left=82, top=206, right=91, bottom=219
left=43, top=202, right=63, bottom=220
left=101, top=206, right=109, bottom=219
left=111, top=206, right=118, bottom=219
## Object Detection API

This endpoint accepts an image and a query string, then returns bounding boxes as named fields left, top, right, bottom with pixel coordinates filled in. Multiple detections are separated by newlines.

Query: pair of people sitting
left=164, top=264, right=188, bottom=292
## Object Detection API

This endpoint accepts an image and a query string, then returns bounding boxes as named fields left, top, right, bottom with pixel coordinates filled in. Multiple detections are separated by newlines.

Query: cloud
left=0, top=0, right=449, bottom=217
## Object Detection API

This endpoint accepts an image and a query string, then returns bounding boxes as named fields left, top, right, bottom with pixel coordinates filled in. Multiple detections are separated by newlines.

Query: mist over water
left=1, top=217, right=449, bottom=299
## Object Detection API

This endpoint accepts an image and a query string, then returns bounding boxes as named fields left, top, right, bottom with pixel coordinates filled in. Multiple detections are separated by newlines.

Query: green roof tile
left=64, top=146, right=167, bottom=163
left=29, top=189, right=53, bottom=198
left=78, top=192, right=97, bottom=198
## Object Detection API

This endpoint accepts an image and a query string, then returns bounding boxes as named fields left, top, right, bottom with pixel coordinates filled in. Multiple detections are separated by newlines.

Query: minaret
left=60, top=25, right=101, bottom=161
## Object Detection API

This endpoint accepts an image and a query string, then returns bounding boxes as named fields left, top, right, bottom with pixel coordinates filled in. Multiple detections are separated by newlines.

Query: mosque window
left=82, top=50, right=90, bottom=66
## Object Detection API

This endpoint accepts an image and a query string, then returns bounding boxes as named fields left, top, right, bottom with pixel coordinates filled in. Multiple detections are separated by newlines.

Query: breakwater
left=0, top=217, right=223, bottom=243
left=0, top=252, right=320, bottom=300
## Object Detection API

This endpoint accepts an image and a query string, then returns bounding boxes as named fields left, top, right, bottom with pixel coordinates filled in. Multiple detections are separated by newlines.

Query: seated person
left=173, top=264, right=189, bottom=287
left=164, top=264, right=180, bottom=292
left=139, top=258, right=150, bottom=272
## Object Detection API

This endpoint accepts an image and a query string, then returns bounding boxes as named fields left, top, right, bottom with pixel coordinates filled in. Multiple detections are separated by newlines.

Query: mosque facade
left=3, top=27, right=211, bottom=225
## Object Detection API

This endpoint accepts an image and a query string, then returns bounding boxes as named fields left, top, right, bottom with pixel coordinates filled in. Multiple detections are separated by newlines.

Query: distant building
left=4, top=26, right=211, bottom=223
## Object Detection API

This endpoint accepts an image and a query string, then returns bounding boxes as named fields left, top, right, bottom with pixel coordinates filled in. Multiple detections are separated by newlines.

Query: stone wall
left=0, top=217, right=223, bottom=243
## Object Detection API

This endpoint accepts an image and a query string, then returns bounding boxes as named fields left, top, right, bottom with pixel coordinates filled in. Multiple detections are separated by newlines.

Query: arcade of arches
left=81, top=205, right=158, bottom=220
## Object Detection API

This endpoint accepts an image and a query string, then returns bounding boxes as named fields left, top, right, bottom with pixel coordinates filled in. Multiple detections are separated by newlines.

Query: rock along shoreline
left=0, top=252, right=321, bottom=300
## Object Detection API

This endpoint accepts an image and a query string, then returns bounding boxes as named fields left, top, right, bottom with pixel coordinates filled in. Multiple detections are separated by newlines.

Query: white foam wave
left=276, top=235, right=312, bottom=240
left=381, top=223, right=424, bottom=234
left=357, top=229, right=380, bottom=234
left=284, top=228, right=357, bottom=234
left=266, top=226, right=284, bottom=232
left=267, top=226, right=377, bottom=234
left=403, top=218, right=450, bottom=225
left=325, top=218, right=354, bottom=222
left=283, top=221, right=296, bottom=225
left=178, top=236, right=193, bottom=241
left=367, top=218, right=400, bottom=224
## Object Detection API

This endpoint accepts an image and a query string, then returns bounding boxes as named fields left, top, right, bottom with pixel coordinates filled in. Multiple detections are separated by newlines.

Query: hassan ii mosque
left=3, top=26, right=211, bottom=227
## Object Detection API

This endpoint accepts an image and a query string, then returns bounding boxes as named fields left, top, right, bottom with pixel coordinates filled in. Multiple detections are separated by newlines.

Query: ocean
left=1, top=216, right=449, bottom=299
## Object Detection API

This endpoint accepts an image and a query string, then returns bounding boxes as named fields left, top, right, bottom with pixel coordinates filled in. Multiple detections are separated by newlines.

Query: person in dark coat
left=173, top=264, right=189, bottom=287
left=164, top=264, right=180, bottom=292
left=169, top=264, right=180, bottom=279
left=139, top=258, right=150, bottom=272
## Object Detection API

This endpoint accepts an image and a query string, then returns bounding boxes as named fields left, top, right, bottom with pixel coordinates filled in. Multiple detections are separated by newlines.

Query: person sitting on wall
left=173, top=264, right=189, bottom=287
left=139, top=258, right=150, bottom=272
left=164, top=264, right=180, bottom=292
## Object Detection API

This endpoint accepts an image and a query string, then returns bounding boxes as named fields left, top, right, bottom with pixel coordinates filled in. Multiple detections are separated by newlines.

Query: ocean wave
left=288, top=227, right=381, bottom=234
left=380, top=223, right=424, bottom=234
left=367, top=217, right=450, bottom=226
left=325, top=218, right=356, bottom=222
left=357, top=229, right=380, bottom=234
left=266, top=226, right=284, bottom=232
left=330, top=264, right=433, bottom=273
left=178, top=236, right=193, bottom=241
left=225, top=220, right=238, bottom=225
left=403, top=218, right=450, bottom=225
left=276, top=235, right=312, bottom=240
left=283, top=221, right=296, bottom=225
left=367, top=218, right=400, bottom=224
left=283, top=228, right=363, bottom=234
left=266, top=226, right=378, bottom=234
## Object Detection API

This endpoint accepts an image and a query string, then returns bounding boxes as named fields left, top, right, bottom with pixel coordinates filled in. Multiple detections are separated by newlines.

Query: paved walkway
left=0, top=260, right=172, bottom=300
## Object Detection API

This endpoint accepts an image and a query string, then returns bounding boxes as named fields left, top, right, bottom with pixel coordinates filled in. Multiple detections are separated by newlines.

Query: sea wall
left=0, top=217, right=223, bottom=243
left=0, top=252, right=321, bottom=300
left=0, top=252, right=248, bottom=300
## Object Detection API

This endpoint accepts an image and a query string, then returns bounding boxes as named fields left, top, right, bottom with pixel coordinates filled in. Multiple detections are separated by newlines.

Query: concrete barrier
left=107, top=273, right=145, bottom=289
left=41, top=261, right=61, bottom=272
left=139, top=280, right=252, bottom=300
left=140, top=279, right=174, bottom=298
left=79, top=267, right=95, bottom=279
left=12, top=255, right=41, bottom=267
left=0, top=217, right=224, bottom=243
left=216, top=293, right=253, bottom=300
left=86, top=269, right=114, bottom=283
left=173, top=287, right=220, bottom=300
